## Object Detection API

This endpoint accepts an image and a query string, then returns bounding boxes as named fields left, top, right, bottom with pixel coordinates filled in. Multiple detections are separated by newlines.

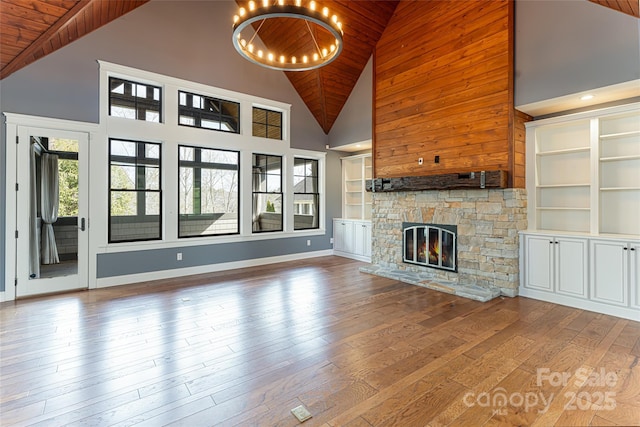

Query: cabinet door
left=333, top=220, right=347, bottom=252
left=353, top=222, right=371, bottom=257
left=556, top=238, right=588, bottom=298
left=524, top=235, right=554, bottom=292
left=334, top=220, right=355, bottom=253
left=630, top=244, right=640, bottom=309
left=590, top=240, right=628, bottom=306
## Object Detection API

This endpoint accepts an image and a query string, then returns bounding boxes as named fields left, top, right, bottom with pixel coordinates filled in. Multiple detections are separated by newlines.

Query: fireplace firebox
left=403, top=222, right=457, bottom=272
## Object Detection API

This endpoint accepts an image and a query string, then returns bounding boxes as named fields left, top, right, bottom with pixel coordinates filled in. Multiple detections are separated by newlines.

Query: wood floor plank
left=0, top=256, right=637, bottom=427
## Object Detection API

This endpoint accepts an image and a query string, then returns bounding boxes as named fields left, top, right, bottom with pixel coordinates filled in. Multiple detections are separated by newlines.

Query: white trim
left=333, top=251, right=371, bottom=263
left=95, top=249, right=333, bottom=288
left=518, top=287, right=640, bottom=322
left=524, top=101, right=640, bottom=129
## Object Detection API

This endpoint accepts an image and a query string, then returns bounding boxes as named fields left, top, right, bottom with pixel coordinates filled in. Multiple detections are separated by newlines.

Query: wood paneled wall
left=374, top=0, right=530, bottom=188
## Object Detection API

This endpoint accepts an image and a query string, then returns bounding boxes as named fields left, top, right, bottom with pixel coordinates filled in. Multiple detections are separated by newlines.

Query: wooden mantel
left=366, top=170, right=508, bottom=192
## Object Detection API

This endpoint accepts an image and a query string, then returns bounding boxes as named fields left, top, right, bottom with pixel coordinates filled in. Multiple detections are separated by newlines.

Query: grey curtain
left=40, top=153, right=60, bottom=265
left=29, top=144, right=40, bottom=278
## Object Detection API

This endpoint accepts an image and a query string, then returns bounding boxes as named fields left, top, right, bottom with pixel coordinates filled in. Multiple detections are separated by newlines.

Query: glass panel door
left=15, top=126, right=89, bottom=297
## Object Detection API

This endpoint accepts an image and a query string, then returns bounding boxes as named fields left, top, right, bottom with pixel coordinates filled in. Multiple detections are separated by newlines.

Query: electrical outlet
left=418, top=157, right=423, bottom=165
left=177, top=252, right=182, bottom=261
left=306, top=239, right=311, bottom=246
left=435, top=155, right=440, bottom=163
left=330, top=237, right=334, bottom=244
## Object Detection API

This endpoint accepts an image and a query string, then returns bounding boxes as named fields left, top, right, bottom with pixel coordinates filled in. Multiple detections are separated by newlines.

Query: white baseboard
left=519, top=287, right=640, bottom=322
left=96, top=249, right=334, bottom=288
left=333, top=250, right=371, bottom=263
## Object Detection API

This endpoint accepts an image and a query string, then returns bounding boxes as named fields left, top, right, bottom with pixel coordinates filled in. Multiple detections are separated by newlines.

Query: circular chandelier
left=232, top=0, right=344, bottom=72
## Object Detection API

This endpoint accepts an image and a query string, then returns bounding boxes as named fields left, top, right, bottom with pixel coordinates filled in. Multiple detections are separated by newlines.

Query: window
left=293, top=158, right=319, bottom=230
left=252, top=154, right=283, bottom=232
left=179, top=146, right=240, bottom=237
left=178, top=91, right=240, bottom=133
left=109, top=77, right=161, bottom=122
left=109, top=139, right=162, bottom=242
left=253, top=107, right=282, bottom=140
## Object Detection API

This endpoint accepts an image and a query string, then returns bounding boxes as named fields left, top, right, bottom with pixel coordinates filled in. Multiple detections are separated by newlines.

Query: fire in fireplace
left=403, top=222, right=457, bottom=272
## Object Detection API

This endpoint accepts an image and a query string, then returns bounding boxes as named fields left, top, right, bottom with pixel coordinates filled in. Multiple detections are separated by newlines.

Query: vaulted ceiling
left=0, top=0, right=637, bottom=133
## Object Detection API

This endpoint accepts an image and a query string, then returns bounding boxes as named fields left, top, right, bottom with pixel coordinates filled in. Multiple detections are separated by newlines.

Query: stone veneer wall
left=371, top=189, right=527, bottom=295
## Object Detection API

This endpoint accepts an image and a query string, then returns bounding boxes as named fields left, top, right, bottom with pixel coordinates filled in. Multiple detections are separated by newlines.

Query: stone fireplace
left=361, top=188, right=527, bottom=301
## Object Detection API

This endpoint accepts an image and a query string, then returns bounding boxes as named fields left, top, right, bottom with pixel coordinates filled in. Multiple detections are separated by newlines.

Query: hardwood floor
left=1, top=256, right=638, bottom=426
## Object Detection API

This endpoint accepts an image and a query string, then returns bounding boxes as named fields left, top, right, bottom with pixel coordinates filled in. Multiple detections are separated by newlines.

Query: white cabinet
left=342, top=154, right=372, bottom=220
left=520, top=232, right=639, bottom=321
left=523, top=234, right=588, bottom=298
left=333, top=219, right=371, bottom=262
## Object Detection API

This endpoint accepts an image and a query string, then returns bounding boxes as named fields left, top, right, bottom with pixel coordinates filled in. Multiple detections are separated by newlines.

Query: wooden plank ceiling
left=589, top=0, right=640, bottom=17
left=235, top=1, right=399, bottom=133
left=0, top=0, right=635, bottom=133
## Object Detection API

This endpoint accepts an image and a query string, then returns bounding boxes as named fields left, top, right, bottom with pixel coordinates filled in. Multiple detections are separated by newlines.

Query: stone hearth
left=361, top=188, right=527, bottom=300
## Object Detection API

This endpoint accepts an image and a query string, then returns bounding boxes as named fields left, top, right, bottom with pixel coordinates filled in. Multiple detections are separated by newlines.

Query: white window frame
left=96, top=61, right=325, bottom=255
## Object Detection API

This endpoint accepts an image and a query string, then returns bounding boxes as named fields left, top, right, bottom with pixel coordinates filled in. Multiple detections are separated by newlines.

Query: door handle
left=79, top=218, right=86, bottom=231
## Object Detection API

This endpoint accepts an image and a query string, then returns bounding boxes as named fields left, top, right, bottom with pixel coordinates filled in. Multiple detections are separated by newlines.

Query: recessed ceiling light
left=580, top=94, right=595, bottom=101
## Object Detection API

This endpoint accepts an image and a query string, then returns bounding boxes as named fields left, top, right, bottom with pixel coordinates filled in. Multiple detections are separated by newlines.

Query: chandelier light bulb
left=332, top=15, right=337, bottom=23
left=248, top=1, right=255, bottom=11
left=292, top=56, right=297, bottom=64
left=278, top=0, right=284, bottom=5
left=239, top=7, right=246, bottom=16
left=233, top=15, right=239, bottom=23
left=309, top=1, right=316, bottom=10
left=248, top=44, right=254, bottom=53
left=258, top=50, right=263, bottom=58
left=295, top=0, right=301, bottom=5
left=262, top=0, right=269, bottom=7
left=313, top=53, right=319, bottom=61
left=303, top=55, right=308, bottom=63
left=322, top=7, right=329, bottom=16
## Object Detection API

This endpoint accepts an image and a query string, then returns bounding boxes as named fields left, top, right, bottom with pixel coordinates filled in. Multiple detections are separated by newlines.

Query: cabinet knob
left=624, top=247, right=628, bottom=250
left=631, top=248, right=636, bottom=251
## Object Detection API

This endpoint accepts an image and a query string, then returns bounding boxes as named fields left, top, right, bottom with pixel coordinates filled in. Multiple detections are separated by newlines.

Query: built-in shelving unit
left=534, top=119, right=592, bottom=233
left=599, top=112, right=640, bottom=236
left=342, top=153, right=372, bottom=220
left=521, top=102, right=640, bottom=321
left=528, top=103, right=640, bottom=236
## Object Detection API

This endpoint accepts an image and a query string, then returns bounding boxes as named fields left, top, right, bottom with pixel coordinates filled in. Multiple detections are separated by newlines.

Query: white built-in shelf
left=341, top=153, right=372, bottom=220
left=537, top=147, right=590, bottom=156
left=537, top=183, right=590, bottom=188
left=600, top=130, right=640, bottom=140
left=536, top=207, right=590, bottom=211
left=528, top=102, right=640, bottom=236
left=600, top=155, right=640, bottom=162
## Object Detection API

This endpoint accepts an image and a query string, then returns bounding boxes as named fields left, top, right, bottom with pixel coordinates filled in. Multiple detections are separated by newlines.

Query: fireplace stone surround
left=360, top=188, right=527, bottom=301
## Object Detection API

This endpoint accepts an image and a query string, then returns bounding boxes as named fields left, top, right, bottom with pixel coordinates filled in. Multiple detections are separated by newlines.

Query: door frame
left=3, top=113, right=99, bottom=301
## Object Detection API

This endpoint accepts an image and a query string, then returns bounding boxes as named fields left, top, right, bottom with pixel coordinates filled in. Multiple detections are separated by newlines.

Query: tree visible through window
left=179, top=146, right=239, bottom=237
left=109, top=139, right=162, bottom=242
left=293, top=158, right=319, bottom=230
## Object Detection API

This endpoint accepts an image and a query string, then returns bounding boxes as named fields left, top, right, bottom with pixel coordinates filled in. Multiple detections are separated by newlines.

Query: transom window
left=178, top=91, right=240, bottom=133
left=253, top=107, right=282, bottom=140
left=293, top=158, right=319, bottom=230
left=109, top=139, right=162, bottom=242
left=109, top=77, right=161, bottom=122
left=179, top=146, right=240, bottom=237
left=252, top=154, right=283, bottom=232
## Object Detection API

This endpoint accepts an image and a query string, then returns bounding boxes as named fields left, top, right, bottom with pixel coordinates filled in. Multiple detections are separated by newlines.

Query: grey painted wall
left=0, top=0, right=336, bottom=286
left=328, top=57, right=373, bottom=148
left=515, top=0, right=640, bottom=107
